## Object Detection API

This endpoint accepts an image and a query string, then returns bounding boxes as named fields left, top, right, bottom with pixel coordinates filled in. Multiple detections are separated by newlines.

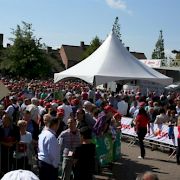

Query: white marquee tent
left=54, top=32, right=173, bottom=86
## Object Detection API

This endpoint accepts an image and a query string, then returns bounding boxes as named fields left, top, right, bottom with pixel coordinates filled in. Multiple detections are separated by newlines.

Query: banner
left=93, top=132, right=121, bottom=167
left=121, top=117, right=178, bottom=147
left=0, top=81, right=10, bottom=100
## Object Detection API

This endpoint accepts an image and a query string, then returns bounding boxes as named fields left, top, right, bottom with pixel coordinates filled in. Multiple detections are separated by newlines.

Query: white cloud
left=106, top=0, right=132, bottom=14
left=106, top=0, right=126, bottom=9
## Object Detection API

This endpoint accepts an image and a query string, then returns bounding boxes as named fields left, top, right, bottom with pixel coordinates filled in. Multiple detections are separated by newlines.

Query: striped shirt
left=58, top=129, right=80, bottom=163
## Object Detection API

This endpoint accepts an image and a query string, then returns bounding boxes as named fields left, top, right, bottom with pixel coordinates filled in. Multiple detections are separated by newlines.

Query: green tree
left=81, top=36, right=102, bottom=60
left=1, top=21, right=51, bottom=78
left=152, top=30, right=166, bottom=59
left=112, top=17, right=121, bottom=41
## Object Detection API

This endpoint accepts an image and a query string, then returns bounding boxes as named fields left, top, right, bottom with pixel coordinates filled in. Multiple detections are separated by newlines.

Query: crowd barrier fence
left=121, top=117, right=178, bottom=158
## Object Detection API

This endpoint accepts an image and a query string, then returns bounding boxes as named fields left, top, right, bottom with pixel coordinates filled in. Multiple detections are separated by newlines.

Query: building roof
left=130, top=52, right=147, bottom=59
left=61, top=45, right=146, bottom=62
left=62, top=45, right=88, bottom=62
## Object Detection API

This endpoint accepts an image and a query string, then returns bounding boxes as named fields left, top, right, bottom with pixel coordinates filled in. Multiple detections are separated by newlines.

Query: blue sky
left=0, top=0, right=180, bottom=58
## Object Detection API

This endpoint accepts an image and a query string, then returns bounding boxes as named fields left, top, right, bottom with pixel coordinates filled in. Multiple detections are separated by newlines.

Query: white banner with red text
left=121, top=117, right=178, bottom=147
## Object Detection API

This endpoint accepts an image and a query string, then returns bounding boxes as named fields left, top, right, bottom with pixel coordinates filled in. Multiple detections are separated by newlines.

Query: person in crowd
left=0, top=104, right=5, bottom=124
left=167, top=109, right=177, bottom=141
left=0, top=114, right=20, bottom=174
left=134, top=107, right=150, bottom=159
left=20, top=98, right=31, bottom=114
left=110, top=112, right=122, bottom=140
left=92, top=107, right=100, bottom=122
left=147, top=107, right=156, bottom=134
left=1, top=169, right=39, bottom=180
left=5, top=96, right=20, bottom=125
left=108, top=92, right=117, bottom=109
left=88, top=87, right=95, bottom=103
left=58, top=118, right=80, bottom=180
left=93, top=105, right=116, bottom=136
left=73, top=127, right=96, bottom=180
left=176, top=99, right=180, bottom=115
left=40, top=113, right=52, bottom=130
left=75, top=108, right=88, bottom=130
left=38, top=117, right=60, bottom=180
left=57, top=98, right=73, bottom=126
left=129, top=100, right=138, bottom=118
left=49, top=102, right=58, bottom=117
left=176, top=116, right=180, bottom=165
left=112, top=112, right=122, bottom=130
left=145, top=100, right=154, bottom=112
left=26, top=98, right=39, bottom=124
left=117, top=96, right=129, bottom=117
left=14, top=120, right=32, bottom=170
left=81, top=88, right=88, bottom=101
left=71, top=98, right=80, bottom=117
left=56, top=108, right=66, bottom=137
left=136, top=171, right=159, bottom=180
left=23, top=110, right=39, bottom=154
left=154, top=108, right=169, bottom=135
left=83, top=101, right=96, bottom=129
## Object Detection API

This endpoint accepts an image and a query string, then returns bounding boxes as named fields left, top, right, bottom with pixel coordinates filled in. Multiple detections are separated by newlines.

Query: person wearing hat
left=38, top=117, right=60, bottom=180
left=5, top=95, right=20, bottom=124
left=1, top=169, right=39, bottom=180
left=57, top=98, right=73, bottom=126
left=93, top=105, right=116, bottom=136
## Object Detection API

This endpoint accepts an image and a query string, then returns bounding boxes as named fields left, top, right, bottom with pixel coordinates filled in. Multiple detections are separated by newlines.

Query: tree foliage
left=81, top=36, right=102, bottom=60
left=152, top=30, right=166, bottom=59
left=0, top=22, right=51, bottom=78
left=112, top=17, right=121, bottom=41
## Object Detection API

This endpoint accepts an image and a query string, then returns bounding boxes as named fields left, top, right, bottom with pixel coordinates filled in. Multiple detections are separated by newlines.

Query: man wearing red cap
left=93, top=105, right=116, bottom=136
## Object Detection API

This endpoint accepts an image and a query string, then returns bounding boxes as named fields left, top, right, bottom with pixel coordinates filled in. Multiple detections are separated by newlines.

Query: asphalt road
left=111, top=139, right=180, bottom=180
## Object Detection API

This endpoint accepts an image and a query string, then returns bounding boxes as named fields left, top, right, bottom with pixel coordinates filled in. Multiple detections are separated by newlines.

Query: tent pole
left=93, top=78, right=96, bottom=103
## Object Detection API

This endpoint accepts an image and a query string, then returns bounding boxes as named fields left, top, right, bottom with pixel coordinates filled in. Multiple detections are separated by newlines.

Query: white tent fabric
left=54, top=32, right=173, bottom=86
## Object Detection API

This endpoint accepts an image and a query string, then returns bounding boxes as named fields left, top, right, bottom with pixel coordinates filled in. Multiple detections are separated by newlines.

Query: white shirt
left=15, top=131, right=32, bottom=159
left=117, top=100, right=128, bottom=116
left=58, top=104, right=72, bottom=125
left=38, top=129, right=60, bottom=168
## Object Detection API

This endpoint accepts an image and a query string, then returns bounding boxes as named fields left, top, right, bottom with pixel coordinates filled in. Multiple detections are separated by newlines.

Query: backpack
left=12, top=105, right=20, bottom=124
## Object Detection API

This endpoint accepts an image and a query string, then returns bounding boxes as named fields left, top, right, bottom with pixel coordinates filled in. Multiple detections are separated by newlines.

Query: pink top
left=178, top=126, right=180, bottom=139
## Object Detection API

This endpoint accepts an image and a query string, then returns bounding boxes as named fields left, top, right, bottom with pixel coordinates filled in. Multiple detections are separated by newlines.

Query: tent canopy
left=54, top=32, right=173, bottom=86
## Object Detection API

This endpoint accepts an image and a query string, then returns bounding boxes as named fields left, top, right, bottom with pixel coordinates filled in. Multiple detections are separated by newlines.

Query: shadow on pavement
left=112, top=153, right=168, bottom=180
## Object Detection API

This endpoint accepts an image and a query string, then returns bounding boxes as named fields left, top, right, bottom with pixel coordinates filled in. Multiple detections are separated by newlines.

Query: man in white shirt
left=38, top=117, right=60, bottom=180
left=117, top=97, right=128, bottom=116
left=57, top=98, right=73, bottom=126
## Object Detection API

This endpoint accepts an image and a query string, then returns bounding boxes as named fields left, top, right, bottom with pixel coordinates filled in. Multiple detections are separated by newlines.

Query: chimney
left=0, top=34, right=3, bottom=48
left=80, top=41, right=85, bottom=50
left=126, top=46, right=130, bottom=51
left=47, top=46, right=52, bottom=53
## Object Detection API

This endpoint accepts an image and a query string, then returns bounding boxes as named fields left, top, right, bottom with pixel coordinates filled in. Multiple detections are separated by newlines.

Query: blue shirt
left=38, top=128, right=60, bottom=168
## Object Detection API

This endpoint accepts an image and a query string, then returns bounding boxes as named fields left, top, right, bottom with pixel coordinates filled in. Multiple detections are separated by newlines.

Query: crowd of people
left=0, top=76, right=180, bottom=179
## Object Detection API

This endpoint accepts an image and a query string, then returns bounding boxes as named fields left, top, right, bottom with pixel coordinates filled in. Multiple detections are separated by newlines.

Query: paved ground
left=110, top=138, right=180, bottom=180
